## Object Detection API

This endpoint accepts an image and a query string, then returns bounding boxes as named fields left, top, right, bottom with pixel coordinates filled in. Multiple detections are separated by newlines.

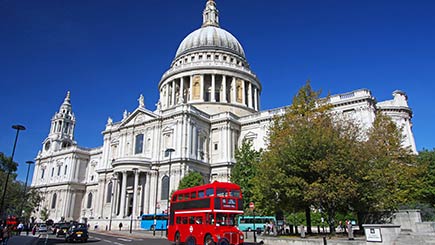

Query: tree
left=178, top=171, right=204, bottom=190
left=350, top=112, right=417, bottom=226
left=0, top=152, right=42, bottom=219
left=40, top=207, right=50, bottom=221
left=253, top=81, right=362, bottom=233
left=415, top=149, right=435, bottom=207
left=231, top=139, right=262, bottom=210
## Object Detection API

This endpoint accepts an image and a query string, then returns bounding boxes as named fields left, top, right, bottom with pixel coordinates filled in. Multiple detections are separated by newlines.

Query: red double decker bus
left=167, top=181, right=244, bottom=245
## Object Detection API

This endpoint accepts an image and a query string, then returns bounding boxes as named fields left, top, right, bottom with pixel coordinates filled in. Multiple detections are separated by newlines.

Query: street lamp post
left=18, top=160, right=34, bottom=220
left=0, top=124, right=26, bottom=219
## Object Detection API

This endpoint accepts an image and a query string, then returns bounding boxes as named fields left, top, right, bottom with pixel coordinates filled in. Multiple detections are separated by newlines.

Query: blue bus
left=237, top=216, right=276, bottom=231
left=141, top=214, right=168, bottom=230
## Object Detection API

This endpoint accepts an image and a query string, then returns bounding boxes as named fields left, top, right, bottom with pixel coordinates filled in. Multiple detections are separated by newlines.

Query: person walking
left=118, top=222, right=123, bottom=231
left=2, top=225, right=12, bottom=245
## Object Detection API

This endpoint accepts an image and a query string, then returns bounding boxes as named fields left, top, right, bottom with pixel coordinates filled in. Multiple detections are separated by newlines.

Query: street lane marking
left=114, top=242, right=124, bottom=245
left=103, top=239, right=113, bottom=243
left=117, top=238, right=132, bottom=242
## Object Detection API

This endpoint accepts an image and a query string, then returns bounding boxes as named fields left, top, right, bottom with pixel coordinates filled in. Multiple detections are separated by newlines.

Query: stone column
left=119, top=171, right=127, bottom=217
left=248, top=82, right=253, bottom=108
left=211, top=74, right=216, bottom=102
left=232, top=77, right=236, bottom=103
left=132, top=170, right=139, bottom=217
left=144, top=172, right=151, bottom=213
left=112, top=172, right=119, bottom=216
left=254, top=87, right=258, bottom=111
left=200, top=74, right=205, bottom=101
left=166, top=83, right=170, bottom=107
left=180, top=77, right=184, bottom=103
left=171, top=80, right=176, bottom=106
left=242, top=80, right=246, bottom=105
left=222, top=75, right=227, bottom=102
left=189, top=75, right=193, bottom=101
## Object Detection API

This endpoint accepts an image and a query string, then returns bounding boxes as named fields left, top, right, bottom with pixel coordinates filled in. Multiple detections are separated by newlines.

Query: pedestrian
left=2, top=225, right=12, bottom=245
left=32, top=224, right=36, bottom=236
left=119, top=222, right=123, bottom=231
left=25, top=223, right=29, bottom=236
left=17, top=222, right=23, bottom=236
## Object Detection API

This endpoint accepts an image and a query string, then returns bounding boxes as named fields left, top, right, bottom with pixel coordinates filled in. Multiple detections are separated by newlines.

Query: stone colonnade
left=161, top=73, right=259, bottom=110
left=111, top=169, right=156, bottom=218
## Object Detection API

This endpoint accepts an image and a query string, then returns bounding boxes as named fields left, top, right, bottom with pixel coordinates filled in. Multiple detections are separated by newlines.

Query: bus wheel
left=217, top=238, right=230, bottom=245
left=204, top=234, right=215, bottom=245
left=175, top=232, right=181, bottom=245
left=186, top=236, right=196, bottom=245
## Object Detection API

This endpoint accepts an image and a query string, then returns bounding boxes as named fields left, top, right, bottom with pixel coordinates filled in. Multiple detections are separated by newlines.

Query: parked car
left=38, top=224, right=48, bottom=233
left=56, top=224, right=70, bottom=237
left=65, top=226, right=88, bottom=243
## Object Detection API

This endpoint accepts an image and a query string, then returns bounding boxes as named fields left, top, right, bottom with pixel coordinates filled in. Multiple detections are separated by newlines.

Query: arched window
left=161, top=176, right=169, bottom=200
left=51, top=193, right=57, bottom=209
left=135, top=134, right=144, bottom=154
left=87, top=192, right=93, bottom=209
left=106, top=181, right=113, bottom=203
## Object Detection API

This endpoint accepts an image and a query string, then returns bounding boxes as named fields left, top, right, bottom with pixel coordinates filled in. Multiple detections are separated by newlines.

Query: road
left=8, top=231, right=171, bottom=245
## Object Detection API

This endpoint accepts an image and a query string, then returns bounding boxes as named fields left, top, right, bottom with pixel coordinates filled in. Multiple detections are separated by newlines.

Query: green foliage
left=415, top=149, right=435, bottom=207
left=352, top=112, right=418, bottom=224
left=231, top=139, right=262, bottom=211
left=40, top=207, right=50, bottom=221
left=0, top=152, right=42, bottom=219
left=252, top=82, right=417, bottom=232
left=178, top=171, right=204, bottom=190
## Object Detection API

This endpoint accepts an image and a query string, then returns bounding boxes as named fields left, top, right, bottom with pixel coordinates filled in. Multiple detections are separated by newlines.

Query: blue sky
left=1, top=0, right=434, bottom=182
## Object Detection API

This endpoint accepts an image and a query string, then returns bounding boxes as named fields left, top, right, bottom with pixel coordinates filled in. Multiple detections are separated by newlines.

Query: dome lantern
left=202, top=0, right=219, bottom=28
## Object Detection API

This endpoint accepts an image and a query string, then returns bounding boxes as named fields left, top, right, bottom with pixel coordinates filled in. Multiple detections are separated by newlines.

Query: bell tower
left=42, top=91, right=76, bottom=153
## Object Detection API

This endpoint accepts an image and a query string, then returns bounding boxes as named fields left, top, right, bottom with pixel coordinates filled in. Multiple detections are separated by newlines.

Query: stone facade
left=30, top=0, right=417, bottom=229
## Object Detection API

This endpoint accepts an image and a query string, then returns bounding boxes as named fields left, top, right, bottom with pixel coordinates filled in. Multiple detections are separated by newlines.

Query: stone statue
left=138, top=94, right=145, bottom=108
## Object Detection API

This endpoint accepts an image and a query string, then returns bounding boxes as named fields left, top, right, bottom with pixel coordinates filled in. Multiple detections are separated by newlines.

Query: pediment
left=119, top=108, right=158, bottom=127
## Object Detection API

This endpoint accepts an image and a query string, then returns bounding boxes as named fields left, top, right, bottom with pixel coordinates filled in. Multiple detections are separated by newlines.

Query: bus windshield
left=215, top=213, right=237, bottom=226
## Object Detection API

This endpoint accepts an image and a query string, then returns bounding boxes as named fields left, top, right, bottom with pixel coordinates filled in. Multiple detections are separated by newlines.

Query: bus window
left=195, top=216, right=203, bottom=224
left=207, top=213, right=214, bottom=224
left=231, top=190, right=240, bottom=197
left=198, top=190, right=205, bottom=198
left=182, top=217, right=188, bottom=224
left=216, top=188, right=227, bottom=197
left=178, top=195, right=183, bottom=201
left=176, top=217, right=181, bottom=224
left=184, top=193, right=190, bottom=200
left=172, top=195, right=177, bottom=201
left=191, top=192, right=197, bottom=199
left=189, top=216, right=195, bottom=224
left=206, top=188, right=214, bottom=196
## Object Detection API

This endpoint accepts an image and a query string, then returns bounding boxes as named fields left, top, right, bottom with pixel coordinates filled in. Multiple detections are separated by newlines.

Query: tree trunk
left=305, top=206, right=312, bottom=234
left=328, top=208, right=336, bottom=235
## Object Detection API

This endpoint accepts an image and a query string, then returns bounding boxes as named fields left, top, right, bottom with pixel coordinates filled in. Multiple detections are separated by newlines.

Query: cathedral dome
left=174, top=0, right=245, bottom=60
left=175, top=26, right=246, bottom=59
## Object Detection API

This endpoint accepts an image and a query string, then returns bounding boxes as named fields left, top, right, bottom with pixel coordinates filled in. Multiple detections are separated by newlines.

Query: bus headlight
left=240, top=234, right=244, bottom=240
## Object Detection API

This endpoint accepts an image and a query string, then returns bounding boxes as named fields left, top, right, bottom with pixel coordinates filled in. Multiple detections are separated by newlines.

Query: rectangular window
left=214, top=143, right=218, bottom=150
left=64, top=165, right=68, bottom=175
left=216, top=188, right=227, bottom=197
left=57, top=166, right=61, bottom=176
left=135, top=134, right=144, bottom=154
left=51, top=168, right=54, bottom=177
left=198, top=190, right=205, bottom=198
left=206, top=188, right=214, bottom=197
left=190, top=192, right=197, bottom=199
left=41, top=169, right=45, bottom=179
left=189, top=216, right=195, bottom=224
